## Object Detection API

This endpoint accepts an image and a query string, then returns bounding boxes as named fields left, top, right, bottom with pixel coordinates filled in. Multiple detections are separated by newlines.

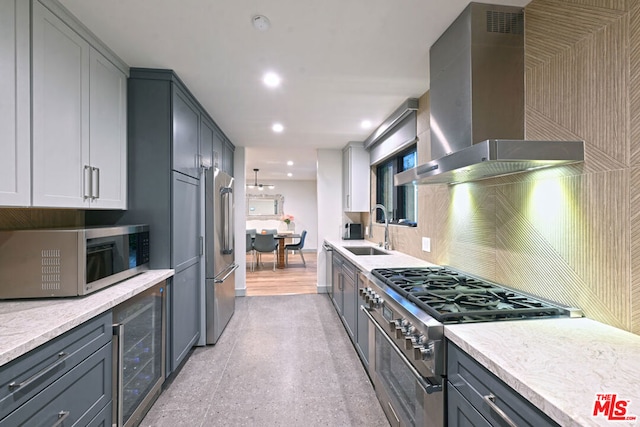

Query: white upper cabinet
left=32, top=0, right=127, bottom=209
left=343, top=142, right=370, bottom=212
left=88, top=48, right=127, bottom=208
left=0, top=0, right=30, bottom=206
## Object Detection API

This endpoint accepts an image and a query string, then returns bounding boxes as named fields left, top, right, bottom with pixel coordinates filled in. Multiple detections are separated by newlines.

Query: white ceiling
left=59, top=0, right=530, bottom=181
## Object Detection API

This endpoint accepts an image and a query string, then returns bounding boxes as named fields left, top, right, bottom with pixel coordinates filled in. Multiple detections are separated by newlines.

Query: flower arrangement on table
left=282, top=214, right=294, bottom=225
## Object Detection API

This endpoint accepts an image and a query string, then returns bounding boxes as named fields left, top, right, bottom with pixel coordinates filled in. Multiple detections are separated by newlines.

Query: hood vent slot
left=486, top=10, right=524, bottom=34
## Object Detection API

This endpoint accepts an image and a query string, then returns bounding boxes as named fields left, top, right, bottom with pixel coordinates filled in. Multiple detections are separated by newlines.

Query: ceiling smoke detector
left=252, top=15, right=271, bottom=31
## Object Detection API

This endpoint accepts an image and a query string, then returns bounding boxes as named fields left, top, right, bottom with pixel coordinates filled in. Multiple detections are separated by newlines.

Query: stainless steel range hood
left=395, top=139, right=584, bottom=185
left=395, top=3, right=584, bottom=186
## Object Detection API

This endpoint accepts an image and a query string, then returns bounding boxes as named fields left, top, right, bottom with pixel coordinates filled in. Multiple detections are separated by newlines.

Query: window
left=375, top=145, right=417, bottom=225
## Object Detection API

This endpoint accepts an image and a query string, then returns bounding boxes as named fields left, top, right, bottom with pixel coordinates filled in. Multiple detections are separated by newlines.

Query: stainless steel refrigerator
left=204, top=167, right=237, bottom=344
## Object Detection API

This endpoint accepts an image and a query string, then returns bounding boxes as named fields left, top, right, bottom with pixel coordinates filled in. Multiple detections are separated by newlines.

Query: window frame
left=375, top=145, right=417, bottom=225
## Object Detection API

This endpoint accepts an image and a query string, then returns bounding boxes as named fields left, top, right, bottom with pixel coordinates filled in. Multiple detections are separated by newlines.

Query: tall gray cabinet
left=89, top=68, right=234, bottom=375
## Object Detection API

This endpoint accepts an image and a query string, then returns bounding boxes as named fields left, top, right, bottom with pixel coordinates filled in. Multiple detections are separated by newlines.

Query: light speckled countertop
left=446, top=318, right=640, bottom=427
left=327, top=240, right=640, bottom=426
left=325, top=239, right=437, bottom=272
left=0, top=269, right=174, bottom=367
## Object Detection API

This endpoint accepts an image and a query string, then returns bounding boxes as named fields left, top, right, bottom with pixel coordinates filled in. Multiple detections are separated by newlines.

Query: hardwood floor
left=245, top=250, right=317, bottom=296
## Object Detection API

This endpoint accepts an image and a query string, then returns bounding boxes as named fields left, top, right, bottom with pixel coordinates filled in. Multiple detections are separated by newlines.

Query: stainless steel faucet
left=369, top=204, right=390, bottom=250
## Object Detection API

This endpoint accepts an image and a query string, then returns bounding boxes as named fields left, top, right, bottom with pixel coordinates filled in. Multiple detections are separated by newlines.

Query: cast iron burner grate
left=371, top=267, right=566, bottom=323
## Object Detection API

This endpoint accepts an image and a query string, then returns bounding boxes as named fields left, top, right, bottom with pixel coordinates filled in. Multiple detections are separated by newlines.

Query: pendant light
left=246, top=168, right=274, bottom=191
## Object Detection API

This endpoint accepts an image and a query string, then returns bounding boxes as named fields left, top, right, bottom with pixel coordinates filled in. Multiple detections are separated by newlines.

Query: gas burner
left=371, top=267, right=579, bottom=324
left=372, top=267, right=493, bottom=296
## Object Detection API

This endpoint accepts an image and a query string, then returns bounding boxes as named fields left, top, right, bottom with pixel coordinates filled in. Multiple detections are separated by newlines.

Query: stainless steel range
left=360, top=266, right=582, bottom=427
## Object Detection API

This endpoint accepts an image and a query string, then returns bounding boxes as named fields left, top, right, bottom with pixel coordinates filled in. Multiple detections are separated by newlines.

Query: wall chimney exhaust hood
left=395, top=2, right=584, bottom=186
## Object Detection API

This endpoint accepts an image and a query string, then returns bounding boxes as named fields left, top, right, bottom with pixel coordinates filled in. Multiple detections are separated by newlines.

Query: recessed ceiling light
left=263, top=72, right=281, bottom=88
left=252, top=15, right=271, bottom=31
left=287, top=172, right=293, bottom=177
left=361, top=120, right=372, bottom=129
left=272, top=123, right=284, bottom=133
left=287, top=161, right=293, bottom=166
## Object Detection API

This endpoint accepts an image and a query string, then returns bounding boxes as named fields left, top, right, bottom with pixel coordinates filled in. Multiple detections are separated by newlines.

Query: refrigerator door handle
left=221, top=186, right=234, bottom=254
left=214, top=263, right=239, bottom=283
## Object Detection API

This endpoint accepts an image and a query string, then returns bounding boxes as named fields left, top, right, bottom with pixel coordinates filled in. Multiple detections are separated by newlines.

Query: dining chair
left=285, top=230, right=307, bottom=267
left=253, top=233, right=278, bottom=271
left=246, top=232, right=255, bottom=272
left=246, top=228, right=257, bottom=238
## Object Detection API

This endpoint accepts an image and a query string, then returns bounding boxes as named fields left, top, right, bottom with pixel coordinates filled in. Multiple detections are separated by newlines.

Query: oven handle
left=361, top=306, right=442, bottom=394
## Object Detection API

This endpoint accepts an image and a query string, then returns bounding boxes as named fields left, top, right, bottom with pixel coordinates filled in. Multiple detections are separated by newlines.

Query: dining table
left=274, top=233, right=300, bottom=269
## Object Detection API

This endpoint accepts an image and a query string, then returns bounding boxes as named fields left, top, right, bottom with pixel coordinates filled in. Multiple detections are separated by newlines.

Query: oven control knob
left=404, top=336, right=416, bottom=350
left=413, top=345, right=434, bottom=361
left=405, top=325, right=417, bottom=336
left=394, top=327, right=404, bottom=339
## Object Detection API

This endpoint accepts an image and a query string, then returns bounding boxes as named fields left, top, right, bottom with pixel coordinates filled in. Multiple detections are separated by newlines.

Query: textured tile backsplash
left=370, top=0, right=640, bottom=334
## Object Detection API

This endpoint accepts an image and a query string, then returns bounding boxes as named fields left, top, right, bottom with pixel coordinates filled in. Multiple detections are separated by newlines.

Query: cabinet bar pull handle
left=92, top=167, right=100, bottom=199
left=51, top=410, right=70, bottom=427
left=8, top=352, right=69, bottom=390
left=483, top=393, right=518, bottom=427
left=83, top=165, right=92, bottom=199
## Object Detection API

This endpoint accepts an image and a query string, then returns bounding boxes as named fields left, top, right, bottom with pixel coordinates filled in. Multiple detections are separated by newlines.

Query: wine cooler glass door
left=113, top=282, right=165, bottom=427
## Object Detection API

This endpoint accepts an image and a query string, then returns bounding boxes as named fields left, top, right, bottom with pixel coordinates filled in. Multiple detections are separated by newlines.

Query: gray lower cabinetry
left=447, top=343, right=558, bottom=427
left=330, top=252, right=370, bottom=371
left=0, top=311, right=112, bottom=425
left=331, top=254, right=344, bottom=314
left=355, top=271, right=369, bottom=368
left=448, top=384, right=491, bottom=427
left=341, top=259, right=357, bottom=340
left=170, top=263, right=201, bottom=369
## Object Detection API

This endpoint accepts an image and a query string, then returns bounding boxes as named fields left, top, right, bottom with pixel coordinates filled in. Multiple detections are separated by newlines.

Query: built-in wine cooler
left=112, top=281, right=166, bottom=427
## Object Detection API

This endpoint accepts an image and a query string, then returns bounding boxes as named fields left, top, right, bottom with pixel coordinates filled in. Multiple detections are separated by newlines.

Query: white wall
left=246, top=180, right=318, bottom=250
left=316, top=149, right=343, bottom=293
left=234, top=147, right=247, bottom=296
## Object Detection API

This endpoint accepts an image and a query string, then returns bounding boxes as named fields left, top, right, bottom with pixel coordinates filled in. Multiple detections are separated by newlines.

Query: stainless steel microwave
left=0, top=225, right=149, bottom=299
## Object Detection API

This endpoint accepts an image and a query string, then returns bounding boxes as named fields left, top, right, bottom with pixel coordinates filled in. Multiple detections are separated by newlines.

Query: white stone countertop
left=446, top=318, right=640, bottom=427
left=0, top=269, right=174, bottom=367
left=324, top=239, right=437, bottom=272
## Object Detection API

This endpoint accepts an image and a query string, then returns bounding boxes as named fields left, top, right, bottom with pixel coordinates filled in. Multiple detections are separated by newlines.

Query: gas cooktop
left=371, top=267, right=582, bottom=324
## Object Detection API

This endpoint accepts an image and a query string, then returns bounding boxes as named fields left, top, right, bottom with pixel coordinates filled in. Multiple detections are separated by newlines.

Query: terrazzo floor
left=140, top=294, right=390, bottom=426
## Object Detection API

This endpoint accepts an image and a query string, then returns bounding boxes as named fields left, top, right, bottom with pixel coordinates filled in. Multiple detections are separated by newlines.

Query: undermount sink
left=344, top=246, right=389, bottom=256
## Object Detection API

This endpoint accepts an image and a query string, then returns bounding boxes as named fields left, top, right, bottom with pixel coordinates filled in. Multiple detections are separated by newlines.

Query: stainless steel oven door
left=363, top=307, right=444, bottom=427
